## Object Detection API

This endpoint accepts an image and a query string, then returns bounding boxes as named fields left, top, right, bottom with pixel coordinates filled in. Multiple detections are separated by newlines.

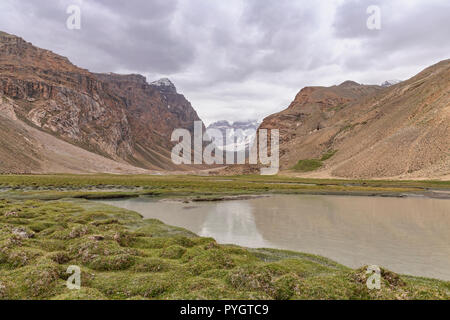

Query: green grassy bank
left=0, top=175, right=449, bottom=300
left=0, top=174, right=449, bottom=201
left=0, top=198, right=448, bottom=300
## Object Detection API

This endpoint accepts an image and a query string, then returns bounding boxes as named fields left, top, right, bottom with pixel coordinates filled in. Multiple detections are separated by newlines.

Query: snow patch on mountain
left=381, top=80, right=402, bottom=87
left=207, top=120, right=260, bottom=152
left=150, top=78, right=177, bottom=93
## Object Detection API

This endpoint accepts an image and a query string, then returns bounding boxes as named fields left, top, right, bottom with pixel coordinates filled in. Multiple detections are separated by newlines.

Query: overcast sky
left=0, top=0, right=449, bottom=125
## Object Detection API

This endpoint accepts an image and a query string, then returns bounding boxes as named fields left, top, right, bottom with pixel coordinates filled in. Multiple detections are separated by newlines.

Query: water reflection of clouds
left=198, top=201, right=273, bottom=249
left=101, top=195, right=450, bottom=280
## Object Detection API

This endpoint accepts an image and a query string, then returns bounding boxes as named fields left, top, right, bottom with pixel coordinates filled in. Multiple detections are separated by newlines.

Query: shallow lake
left=100, top=194, right=450, bottom=280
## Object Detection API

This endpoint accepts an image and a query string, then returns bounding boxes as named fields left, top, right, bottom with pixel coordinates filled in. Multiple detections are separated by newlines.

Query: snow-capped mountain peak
left=207, top=119, right=260, bottom=152
left=150, top=78, right=177, bottom=93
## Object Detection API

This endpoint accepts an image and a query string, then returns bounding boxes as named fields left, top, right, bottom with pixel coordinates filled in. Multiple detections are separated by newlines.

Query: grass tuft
left=292, top=159, right=323, bottom=172
left=293, top=150, right=338, bottom=172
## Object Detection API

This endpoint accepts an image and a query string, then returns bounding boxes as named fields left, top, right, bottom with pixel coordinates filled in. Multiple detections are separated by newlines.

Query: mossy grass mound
left=0, top=198, right=448, bottom=300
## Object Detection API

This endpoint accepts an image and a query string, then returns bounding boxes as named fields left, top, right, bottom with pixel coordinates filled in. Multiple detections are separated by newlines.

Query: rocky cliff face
left=0, top=91, right=149, bottom=174
left=0, top=31, right=204, bottom=171
left=257, top=60, right=450, bottom=179
left=94, top=73, right=203, bottom=169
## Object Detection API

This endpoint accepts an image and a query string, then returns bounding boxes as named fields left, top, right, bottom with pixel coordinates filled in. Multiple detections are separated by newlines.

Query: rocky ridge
left=0, top=31, right=204, bottom=172
left=256, top=60, right=450, bottom=179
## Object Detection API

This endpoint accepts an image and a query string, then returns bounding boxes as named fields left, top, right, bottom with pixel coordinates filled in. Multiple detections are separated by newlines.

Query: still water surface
left=100, top=195, right=450, bottom=280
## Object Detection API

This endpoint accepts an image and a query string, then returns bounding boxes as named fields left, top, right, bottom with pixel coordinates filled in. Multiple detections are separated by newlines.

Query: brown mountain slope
left=0, top=95, right=149, bottom=174
left=259, top=59, right=450, bottom=179
left=0, top=100, right=41, bottom=174
left=0, top=31, right=203, bottom=172
left=260, top=81, right=384, bottom=161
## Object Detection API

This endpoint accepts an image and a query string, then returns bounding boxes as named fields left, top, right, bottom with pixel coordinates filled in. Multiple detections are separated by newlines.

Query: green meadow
left=0, top=175, right=448, bottom=300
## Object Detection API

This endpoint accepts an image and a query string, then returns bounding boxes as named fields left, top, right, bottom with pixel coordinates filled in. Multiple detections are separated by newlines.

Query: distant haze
left=1, top=0, right=449, bottom=123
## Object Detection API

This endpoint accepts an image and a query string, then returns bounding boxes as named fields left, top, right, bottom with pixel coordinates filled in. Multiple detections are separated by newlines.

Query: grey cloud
left=2, top=0, right=194, bottom=73
left=0, top=0, right=448, bottom=123
left=333, top=0, right=450, bottom=72
left=333, top=0, right=383, bottom=39
left=93, top=0, right=178, bottom=20
left=81, top=0, right=194, bottom=73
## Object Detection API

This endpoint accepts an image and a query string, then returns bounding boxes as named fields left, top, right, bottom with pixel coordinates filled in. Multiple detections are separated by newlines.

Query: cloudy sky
left=0, top=0, right=449, bottom=125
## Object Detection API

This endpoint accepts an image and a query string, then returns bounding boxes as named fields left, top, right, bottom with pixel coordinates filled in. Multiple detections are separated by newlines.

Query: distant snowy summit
left=381, top=80, right=402, bottom=87
left=207, top=120, right=260, bottom=152
left=209, top=120, right=260, bottom=132
left=150, top=78, right=177, bottom=93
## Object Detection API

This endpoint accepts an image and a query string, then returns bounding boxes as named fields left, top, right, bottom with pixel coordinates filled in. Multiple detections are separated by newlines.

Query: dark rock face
left=0, top=32, right=204, bottom=170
